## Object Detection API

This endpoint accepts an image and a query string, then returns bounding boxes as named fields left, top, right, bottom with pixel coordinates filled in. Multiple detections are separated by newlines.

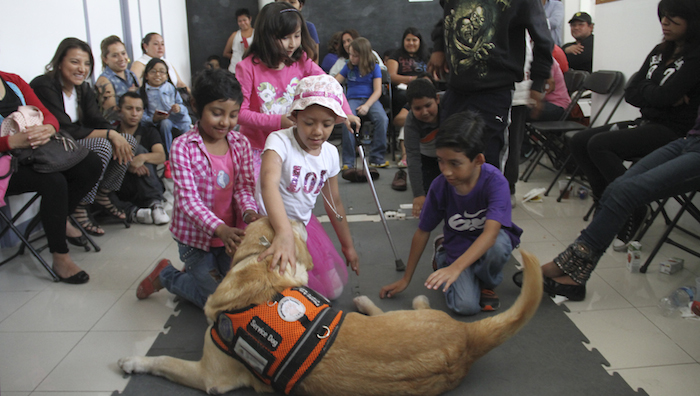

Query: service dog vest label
left=248, top=316, right=282, bottom=350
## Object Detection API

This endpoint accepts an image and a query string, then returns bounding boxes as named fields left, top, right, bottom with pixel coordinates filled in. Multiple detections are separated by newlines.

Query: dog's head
left=204, top=217, right=314, bottom=322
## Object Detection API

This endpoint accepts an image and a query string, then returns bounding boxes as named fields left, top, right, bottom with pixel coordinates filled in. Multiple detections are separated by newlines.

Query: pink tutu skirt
left=305, top=215, right=348, bottom=300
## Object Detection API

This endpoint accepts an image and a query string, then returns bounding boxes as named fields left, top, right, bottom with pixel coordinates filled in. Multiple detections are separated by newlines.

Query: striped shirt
left=169, top=124, right=257, bottom=251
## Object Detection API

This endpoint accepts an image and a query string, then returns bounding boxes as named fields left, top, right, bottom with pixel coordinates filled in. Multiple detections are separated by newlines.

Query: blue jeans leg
left=580, top=136, right=700, bottom=253
left=159, top=244, right=231, bottom=308
left=341, top=122, right=356, bottom=167
left=158, top=118, right=174, bottom=154
left=437, top=230, right=513, bottom=315
left=366, top=100, right=388, bottom=164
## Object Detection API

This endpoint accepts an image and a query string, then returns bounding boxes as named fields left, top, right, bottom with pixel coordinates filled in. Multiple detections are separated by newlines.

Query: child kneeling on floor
left=135, top=69, right=261, bottom=308
left=380, top=111, right=522, bottom=315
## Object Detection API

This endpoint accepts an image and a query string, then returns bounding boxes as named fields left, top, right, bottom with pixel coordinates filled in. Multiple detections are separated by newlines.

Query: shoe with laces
left=613, top=205, right=650, bottom=252
left=431, top=235, right=444, bottom=271
left=369, top=160, right=390, bottom=168
left=479, top=289, right=500, bottom=311
left=397, top=158, right=407, bottom=168
left=136, top=208, right=154, bottom=224
left=391, top=169, right=407, bottom=191
left=151, top=204, right=170, bottom=225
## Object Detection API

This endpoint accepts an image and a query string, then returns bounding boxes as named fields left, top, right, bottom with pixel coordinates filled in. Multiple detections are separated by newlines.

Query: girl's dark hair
left=138, top=58, right=171, bottom=111
left=657, top=0, right=700, bottom=59
left=349, top=37, right=376, bottom=76
left=100, top=35, right=125, bottom=68
left=406, top=78, right=437, bottom=104
left=327, top=31, right=343, bottom=54
left=46, top=37, right=94, bottom=80
left=245, top=2, right=316, bottom=69
left=435, top=111, right=486, bottom=161
left=396, top=27, right=430, bottom=63
left=192, top=68, right=243, bottom=116
left=141, top=32, right=161, bottom=54
left=338, top=29, right=360, bottom=58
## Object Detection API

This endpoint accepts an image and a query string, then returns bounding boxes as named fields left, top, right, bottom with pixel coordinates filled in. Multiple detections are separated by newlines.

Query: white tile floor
left=0, top=167, right=699, bottom=395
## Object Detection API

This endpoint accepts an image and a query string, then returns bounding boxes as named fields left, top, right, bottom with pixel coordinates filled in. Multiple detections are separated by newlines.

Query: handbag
left=1, top=106, right=89, bottom=173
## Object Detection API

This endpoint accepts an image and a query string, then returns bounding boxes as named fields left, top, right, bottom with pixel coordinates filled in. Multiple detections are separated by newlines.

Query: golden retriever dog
left=119, top=218, right=543, bottom=395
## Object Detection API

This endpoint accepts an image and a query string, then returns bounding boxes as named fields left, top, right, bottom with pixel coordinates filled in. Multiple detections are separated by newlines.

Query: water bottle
left=658, top=286, right=696, bottom=316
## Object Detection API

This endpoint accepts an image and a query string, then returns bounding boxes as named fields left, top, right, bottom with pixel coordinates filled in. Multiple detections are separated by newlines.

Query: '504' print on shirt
left=287, top=166, right=327, bottom=194
left=448, top=208, right=487, bottom=232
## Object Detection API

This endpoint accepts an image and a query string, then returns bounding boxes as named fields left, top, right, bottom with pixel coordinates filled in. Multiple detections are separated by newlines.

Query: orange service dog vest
left=210, top=286, right=345, bottom=395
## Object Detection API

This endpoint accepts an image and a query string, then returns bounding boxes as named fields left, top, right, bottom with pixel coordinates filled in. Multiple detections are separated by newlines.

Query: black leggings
left=569, top=121, right=683, bottom=198
left=6, top=151, right=102, bottom=254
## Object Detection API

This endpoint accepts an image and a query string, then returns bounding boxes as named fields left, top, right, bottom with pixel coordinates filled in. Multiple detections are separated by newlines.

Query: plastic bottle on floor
left=658, top=286, right=696, bottom=316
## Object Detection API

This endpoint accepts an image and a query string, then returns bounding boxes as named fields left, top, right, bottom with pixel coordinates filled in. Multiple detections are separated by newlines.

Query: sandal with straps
left=73, top=205, right=105, bottom=236
left=95, top=189, right=126, bottom=220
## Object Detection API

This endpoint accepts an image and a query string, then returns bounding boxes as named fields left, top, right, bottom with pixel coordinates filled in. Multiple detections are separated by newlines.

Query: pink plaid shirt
left=169, top=125, right=257, bottom=251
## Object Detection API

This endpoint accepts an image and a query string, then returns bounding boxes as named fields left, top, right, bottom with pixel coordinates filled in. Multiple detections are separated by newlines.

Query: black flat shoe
left=513, top=270, right=523, bottom=288
left=57, top=270, right=90, bottom=284
left=543, top=276, right=585, bottom=301
left=67, top=235, right=88, bottom=247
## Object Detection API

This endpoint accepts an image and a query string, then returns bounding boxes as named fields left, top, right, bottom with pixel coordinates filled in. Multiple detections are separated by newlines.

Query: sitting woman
left=386, top=27, right=430, bottom=113
left=321, top=31, right=343, bottom=73
left=329, top=29, right=385, bottom=76
left=570, top=0, right=700, bottom=250
left=139, top=58, right=192, bottom=155
left=519, top=105, right=700, bottom=302
left=0, top=70, right=102, bottom=283
left=131, top=32, right=189, bottom=93
left=95, top=35, right=139, bottom=122
left=31, top=37, right=137, bottom=236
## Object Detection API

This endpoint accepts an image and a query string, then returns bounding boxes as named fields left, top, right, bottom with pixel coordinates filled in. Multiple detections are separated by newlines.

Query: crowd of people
left=4, top=0, right=699, bottom=317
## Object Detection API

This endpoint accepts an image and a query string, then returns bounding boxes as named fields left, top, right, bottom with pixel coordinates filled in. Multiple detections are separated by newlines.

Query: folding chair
left=637, top=190, right=700, bottom=273
left=519, top=69, right=589, bottom=182
left=0, top=192, right=101, bottom=281
left=524, top=71, right=625, bottom=201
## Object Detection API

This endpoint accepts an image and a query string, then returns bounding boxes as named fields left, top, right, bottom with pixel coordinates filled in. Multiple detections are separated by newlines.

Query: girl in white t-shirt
left=256, top=74, right=359, bottom=300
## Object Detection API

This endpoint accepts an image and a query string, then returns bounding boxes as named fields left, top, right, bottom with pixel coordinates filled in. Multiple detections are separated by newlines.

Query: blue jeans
left=580, top=135, right=700, bottom=254
left=159, top=112, right=192, bottom=154
left=159, top=243, right=231, bottom=309
left=342, top=98, right=388, bottom=166
left=435, top=230, right=513, bottom=316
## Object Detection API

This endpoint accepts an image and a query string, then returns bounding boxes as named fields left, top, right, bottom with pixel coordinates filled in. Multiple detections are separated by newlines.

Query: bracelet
left=106, top=129, right=111, bottom=140
left=243, top=212, right=252, bottom=223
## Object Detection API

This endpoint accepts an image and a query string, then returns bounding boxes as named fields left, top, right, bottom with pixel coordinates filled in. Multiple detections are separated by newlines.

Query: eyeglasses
left=148, top=69, right=168, bottom=75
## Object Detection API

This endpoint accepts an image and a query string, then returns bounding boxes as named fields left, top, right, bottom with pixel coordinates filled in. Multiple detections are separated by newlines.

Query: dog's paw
left=118, top=356, right=148, bottom=374
left=353, top=295, right=374, bottom=314
left=412, top=295, right=431, bottom=310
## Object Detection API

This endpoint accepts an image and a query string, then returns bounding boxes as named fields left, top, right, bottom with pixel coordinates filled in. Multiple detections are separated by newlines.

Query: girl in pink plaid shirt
left=135, top=69, right=262, bottom=308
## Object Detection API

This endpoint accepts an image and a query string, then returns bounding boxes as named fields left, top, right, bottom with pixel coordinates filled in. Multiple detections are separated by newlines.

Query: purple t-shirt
left=419, top=163, right=522, bottom=265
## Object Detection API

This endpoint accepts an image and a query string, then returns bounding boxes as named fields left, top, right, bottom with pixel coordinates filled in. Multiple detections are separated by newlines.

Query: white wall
left=0, top=0, right=191, bottom=87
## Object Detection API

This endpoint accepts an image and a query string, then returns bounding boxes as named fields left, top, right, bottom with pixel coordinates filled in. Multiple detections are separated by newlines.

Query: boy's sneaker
left=163, top=160, right=172, bottom=179
left=369, top=160, right=390, bottom=168
left=151, top=204, right=170, bottom=225
left=136, top=208, right=154, bottom=224
left=479, top=288, right=500, bottom=311
left=612, top=205, right=650, bottom=252
left=431, top=235, right=444, bottom=271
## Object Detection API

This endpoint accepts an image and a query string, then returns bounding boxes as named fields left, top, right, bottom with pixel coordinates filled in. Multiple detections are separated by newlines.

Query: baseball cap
left=569, top=12, right=592, bottom=24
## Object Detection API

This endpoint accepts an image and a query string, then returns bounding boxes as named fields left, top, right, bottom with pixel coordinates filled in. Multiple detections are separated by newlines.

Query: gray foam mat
left=113, top=216, right=647, bottom=396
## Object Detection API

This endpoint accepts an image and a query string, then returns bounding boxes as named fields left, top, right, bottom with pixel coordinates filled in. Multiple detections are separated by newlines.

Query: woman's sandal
left=73, top=205, right=105, bottom=236
left=95, top=190, right=127, bottom=220
left=67, top=235, right=88, bottom=247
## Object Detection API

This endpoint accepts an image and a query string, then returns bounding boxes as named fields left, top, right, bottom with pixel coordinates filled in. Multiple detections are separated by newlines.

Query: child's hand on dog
left=215, top=224, right=245, bottom=256
left=258, top=232, right=296, bottom=275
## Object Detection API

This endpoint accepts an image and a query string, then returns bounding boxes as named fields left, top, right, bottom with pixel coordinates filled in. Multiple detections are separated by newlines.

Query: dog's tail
left=464, top=251, right=543, bottom=360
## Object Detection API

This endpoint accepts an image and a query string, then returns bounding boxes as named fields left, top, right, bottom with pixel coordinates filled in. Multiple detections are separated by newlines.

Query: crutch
left=353, top=127, right=405, bottom=271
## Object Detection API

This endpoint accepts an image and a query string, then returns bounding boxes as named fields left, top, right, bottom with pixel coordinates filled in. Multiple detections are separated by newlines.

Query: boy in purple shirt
left=381, top=111, right=522, bottom=315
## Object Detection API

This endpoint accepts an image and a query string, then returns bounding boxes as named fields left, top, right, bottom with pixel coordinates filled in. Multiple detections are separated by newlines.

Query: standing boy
left=115, top=92, right=170, bottom=225
left=429, top=0, right=553, bottom=169
left=381, top=111, right=522, bottom=315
